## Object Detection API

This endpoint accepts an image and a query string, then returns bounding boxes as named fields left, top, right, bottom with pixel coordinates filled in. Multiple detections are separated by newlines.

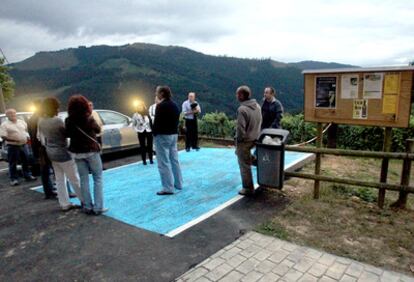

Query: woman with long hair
left=132, top=103, right=153, bottom=165
left=37, top=97, right=83, bottom=211
left=65, top=95, right=107, bottom=215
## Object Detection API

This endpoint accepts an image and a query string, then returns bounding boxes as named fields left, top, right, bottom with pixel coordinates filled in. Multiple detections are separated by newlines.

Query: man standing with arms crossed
left=0, top=109, right=36, bottom=185
left=182, top=92, right=201, bottom=152
left=235, top=86, right=262, bottom=196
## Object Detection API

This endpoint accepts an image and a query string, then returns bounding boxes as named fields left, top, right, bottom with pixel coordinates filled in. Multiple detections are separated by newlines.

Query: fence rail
left=196, top=134, right=413, bottom=208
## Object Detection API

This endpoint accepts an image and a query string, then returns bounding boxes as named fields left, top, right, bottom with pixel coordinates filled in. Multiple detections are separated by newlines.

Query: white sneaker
left=10, top=180, right=19, bottom=186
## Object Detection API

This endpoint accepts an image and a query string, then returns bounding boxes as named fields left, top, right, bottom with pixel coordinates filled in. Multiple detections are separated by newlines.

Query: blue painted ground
left=35, top=148, right=310, bottom=235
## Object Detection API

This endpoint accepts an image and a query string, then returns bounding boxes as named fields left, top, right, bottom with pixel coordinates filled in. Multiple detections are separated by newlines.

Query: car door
left=97, top=110, right=138, bottom=152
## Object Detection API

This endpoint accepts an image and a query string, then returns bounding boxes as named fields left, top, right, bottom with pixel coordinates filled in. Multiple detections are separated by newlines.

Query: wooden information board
left=303, top=66, right=414, bottom=128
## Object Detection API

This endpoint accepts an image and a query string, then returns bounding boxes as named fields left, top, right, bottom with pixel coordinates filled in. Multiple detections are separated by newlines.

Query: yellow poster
left=384, top=74, right=399, bottom=94
left=382, top=94, right=397, bottom=114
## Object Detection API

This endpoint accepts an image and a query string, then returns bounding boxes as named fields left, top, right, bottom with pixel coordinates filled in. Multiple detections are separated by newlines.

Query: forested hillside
left=8, top=43, right=355, bottom=116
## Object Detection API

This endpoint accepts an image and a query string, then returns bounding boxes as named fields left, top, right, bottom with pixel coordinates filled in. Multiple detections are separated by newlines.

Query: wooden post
left=390, top=139, right=414, bottom=209
left=0, top=86, right=6, bottom=114
left=327, top=123, right=338, bottom=148
left=378, top=127, right=392, bottom=208
left=314, top=123, right=323, bottom=199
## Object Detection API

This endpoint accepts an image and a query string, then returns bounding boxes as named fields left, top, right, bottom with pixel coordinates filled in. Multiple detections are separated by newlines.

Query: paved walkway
left=176, top=231, right=414, bottom=282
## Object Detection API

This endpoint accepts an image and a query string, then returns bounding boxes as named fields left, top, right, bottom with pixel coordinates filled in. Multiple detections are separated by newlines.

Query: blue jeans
left=75, top=153, right=104, bottom=212
left=7, top=144, right=32, bottom=181
left=154, top=134, right=183, bottom=193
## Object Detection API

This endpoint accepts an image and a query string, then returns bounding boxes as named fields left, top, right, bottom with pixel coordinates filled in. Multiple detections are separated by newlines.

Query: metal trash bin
left=256, top=129, right=289, bottom=189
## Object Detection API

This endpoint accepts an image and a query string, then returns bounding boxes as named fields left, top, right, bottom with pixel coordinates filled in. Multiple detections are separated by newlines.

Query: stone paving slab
left=176, top=231, right=414, bottom=282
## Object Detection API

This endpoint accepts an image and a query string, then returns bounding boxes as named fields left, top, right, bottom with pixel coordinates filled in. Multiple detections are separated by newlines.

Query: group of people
left=130, top=84, right=283, bottom=197
left=130, top=91, right=202, bottom=165
left=0, top=96, right=106, bottom=214
left=0, top=84, right=282, bottom=211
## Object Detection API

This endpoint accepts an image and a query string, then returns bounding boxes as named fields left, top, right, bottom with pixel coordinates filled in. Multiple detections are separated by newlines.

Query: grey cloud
left=1, top=0, right=233, bottom=39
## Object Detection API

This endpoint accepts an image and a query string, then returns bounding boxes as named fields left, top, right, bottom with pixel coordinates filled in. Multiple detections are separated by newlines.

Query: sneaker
left=61, top=204, right=81, bottom=212
left=10, top=180, right=19, bottom=186
left=156, top=191, right=174, bottom=196
left=194, top=147, right=201, bottom=151
left=238, top=188, right=254, bottom=196
left=81, top=208, right=95, bottom=215
left=93, top=208, right=109, bottom=216
left=186, top=148, right=191, bottom=152
left=25, top=175, right=37, bottom=181
left=150, top=160, right=154, bottom=164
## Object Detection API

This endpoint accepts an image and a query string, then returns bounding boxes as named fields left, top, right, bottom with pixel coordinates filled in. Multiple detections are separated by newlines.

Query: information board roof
left=302, top=66, right=414, bottom=74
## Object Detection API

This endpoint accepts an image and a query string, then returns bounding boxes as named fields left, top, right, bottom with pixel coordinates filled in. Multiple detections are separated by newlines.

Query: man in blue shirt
left=182, top=92, right=201, bottom=152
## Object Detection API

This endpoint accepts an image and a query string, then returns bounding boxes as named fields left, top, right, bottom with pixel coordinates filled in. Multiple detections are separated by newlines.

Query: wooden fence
left=195, top=134, right=414, bottom=209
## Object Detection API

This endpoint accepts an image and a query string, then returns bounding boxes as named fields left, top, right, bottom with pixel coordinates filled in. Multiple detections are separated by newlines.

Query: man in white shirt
left=182, top=92, right=201, bottom=152
left=0, top=109, right=36, bottom=185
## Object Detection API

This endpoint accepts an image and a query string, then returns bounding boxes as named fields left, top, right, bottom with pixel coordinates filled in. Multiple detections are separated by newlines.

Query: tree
left=0, top=57, right=15, bottom=102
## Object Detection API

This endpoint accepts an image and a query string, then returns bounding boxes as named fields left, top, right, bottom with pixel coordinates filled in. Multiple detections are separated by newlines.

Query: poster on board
left=353, top=99, right=368, bottom=119
left=363, top=73, right=383, bottom=99
left=384, top=74, right=399, bottom=94
left=341, top=74, right=359, bottom=99
left=315, top=76, right=336, bottom=108
left=382, top=94, right=397, bottom=114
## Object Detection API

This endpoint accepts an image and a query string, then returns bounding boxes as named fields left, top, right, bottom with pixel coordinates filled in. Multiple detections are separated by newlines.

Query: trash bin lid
left=259, top=128, right=289, bottom=143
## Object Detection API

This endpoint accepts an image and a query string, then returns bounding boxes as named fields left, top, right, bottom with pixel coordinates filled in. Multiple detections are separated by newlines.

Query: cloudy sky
left=1, top=0, right=413, bottom=66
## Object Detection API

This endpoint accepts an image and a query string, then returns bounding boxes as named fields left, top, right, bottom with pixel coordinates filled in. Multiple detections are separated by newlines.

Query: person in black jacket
left=153, top=86, right=183, bottom=195
left=28, top=99, right=55, bottom=198
left=261, top=87, right=284, bottom=129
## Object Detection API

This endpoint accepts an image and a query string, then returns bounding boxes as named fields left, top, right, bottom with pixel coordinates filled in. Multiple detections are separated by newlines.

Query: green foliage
left=281, top=113, right=316, bottom=144
left=0, top=57, right=15, bottom=101
left=194, top=111, right=414, bottom=152
left=198, top=112, right=236, bottom=138
left=256, top=222, right=289, bottom=240
left=332, top=184, right=377, bottom=202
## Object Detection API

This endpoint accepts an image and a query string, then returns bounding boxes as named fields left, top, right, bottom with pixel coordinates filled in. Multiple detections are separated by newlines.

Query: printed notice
left=382, top=94, right=397, bottom=114
left=384, top=74, right=399, bottom=94
left=363, top=73, right=383, bottom=99
left=315, top=76, right=336, bottom=108
left=353, top=99, right=368, bottom=119
left=341, top=74, right=359, bottom=99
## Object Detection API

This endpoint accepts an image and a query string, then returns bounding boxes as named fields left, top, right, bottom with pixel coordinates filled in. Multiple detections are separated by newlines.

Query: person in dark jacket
left=28, top=99, right=55, bottom=199
left=65, top=95, right=106, bottom=215
left=261, top=87, right=284, bottom=129
left=153, top=85, right=183, bottom=195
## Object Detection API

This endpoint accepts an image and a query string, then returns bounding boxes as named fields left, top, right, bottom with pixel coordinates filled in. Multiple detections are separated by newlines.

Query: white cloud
left=1, top=0, right=413, bottom=66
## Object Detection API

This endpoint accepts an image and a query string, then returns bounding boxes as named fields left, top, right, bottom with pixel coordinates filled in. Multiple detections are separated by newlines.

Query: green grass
left=257, top=155, right=414, bottom=276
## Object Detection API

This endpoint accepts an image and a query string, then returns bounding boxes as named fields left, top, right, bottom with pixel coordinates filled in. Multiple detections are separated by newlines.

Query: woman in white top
left=132, top=104, right=153, bottom=165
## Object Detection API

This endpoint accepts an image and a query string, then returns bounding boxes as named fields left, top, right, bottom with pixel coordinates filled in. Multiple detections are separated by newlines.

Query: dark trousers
left=138, top=131, right=153, bottom=163
left=185, top=118, right=199, bottom=149
left=39, top=146, right=55, bottom=197
left=7, top=144, right=32, bottom=181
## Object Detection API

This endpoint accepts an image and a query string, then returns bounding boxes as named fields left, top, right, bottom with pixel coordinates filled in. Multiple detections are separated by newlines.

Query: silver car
left=58, top=109, right=139, bottom=153
left=1, top=110, right=139, bottom=160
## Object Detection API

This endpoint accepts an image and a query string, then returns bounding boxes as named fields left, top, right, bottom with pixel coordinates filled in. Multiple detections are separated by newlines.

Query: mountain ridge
left=8, top=42, right=357, bottom=116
